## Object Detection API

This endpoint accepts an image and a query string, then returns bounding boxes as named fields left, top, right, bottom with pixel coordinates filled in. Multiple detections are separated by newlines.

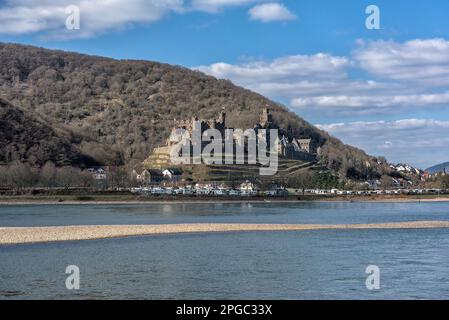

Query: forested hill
left=426, top=162, right=449, bottom=174
left=0, top=98, right=98, bottom=167
left=0, top=43, right=389, bottom=179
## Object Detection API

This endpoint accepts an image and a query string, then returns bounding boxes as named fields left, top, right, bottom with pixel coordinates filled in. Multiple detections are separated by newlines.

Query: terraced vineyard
left=181, top=159, right=320, bottom=183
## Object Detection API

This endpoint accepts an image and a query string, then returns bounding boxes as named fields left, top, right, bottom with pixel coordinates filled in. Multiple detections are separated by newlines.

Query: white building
left=87, top=167, right=107, bottom=180
left=240, top=180, right=259, bottom=195
left=162, top=169, right=182, bottom=182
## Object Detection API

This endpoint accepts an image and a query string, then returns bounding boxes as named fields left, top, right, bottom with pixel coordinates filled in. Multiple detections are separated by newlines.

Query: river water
left=1, top=202, right=449, bottom=299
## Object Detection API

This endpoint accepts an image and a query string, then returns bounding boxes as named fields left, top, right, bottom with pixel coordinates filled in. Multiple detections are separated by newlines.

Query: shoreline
left=2, top=221, right=449, bottom=245
left=1, top=197, right=449, bottom=205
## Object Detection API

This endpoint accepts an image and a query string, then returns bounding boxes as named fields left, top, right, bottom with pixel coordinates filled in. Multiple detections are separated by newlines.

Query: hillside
left=0, top=98, right=97, bottom=167
left=426, top=162, right=449, bottom=174
left=0, top=43, right=389, bottom=180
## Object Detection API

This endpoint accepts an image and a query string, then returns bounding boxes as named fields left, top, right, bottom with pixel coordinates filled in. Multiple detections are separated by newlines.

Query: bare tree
left=7, top=162, right=38, bottom=190
left=0, top=166, right=9, bottom=187
left=78, top=170, right=96, bottom=188
left=39, top=161, right=57, bottom=189
left=107, top=166, right=133, bottom=189
left=57, top=166, right=82, bottom=189
left=380, top=175, right=392, bottom=190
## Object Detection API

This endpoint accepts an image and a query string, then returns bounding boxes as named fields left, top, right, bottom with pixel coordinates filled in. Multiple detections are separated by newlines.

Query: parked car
left=228, top=189, right=241, bottom=196
left=265, top=190, right=277, bottom=196
left=174, top=188, right=184, bottom=195
left=213, top=189, right=226, bottom=196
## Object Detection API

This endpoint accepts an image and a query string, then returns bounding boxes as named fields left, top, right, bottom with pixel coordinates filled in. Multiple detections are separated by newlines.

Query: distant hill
left=426, top=162, right=449, bottom=174
left=0, top=98, right=98, bottom=167
left=0, top=42, right=390, bottom=180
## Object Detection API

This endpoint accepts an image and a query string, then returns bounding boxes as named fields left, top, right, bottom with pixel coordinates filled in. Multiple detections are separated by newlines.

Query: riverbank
left=1, top=194, right=449, bottom=205
left=2, top=221, right=449, bottom=245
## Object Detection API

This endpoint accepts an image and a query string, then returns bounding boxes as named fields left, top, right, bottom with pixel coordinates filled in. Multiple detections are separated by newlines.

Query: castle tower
left=259, top=107, right=272, bottom=128
left=219, top=110, right=226, bottom=126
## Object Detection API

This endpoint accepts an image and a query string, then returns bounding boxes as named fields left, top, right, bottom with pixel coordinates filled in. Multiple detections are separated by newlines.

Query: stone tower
left=218, top=110, right=226, bottom=126
left=259, top=107, right=272, bottom=128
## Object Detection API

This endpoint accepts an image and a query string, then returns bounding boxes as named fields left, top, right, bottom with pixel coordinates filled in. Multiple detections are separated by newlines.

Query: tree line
left=0, top=161, right=136, bottom=190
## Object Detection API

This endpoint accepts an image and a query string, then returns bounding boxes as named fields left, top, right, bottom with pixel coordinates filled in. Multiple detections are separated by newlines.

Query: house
left=87, top=167, right=107, bottom=180
left=136, top=169, right=164, bottom=184
left=135, top=171, right=143, bottom=182
left=265, top=182, right=289, bottom=196
left=392, top=178, right=410, bottom=189
left=421, top=171, right=430, bottom=181
left=162, top=168, right=182, bottom=182
left=240, top=180, right=259, bottom=195
left=277, top=135, right=313, bottom=160
left=295, top=139, right=311, bottom=153
left=365, top=179, right=381, bottom=190
left=265, top=188, right=288, bottom=197
left=278, top=135, right=290, bottom=157
left=136, top=170, right=147, bottom=183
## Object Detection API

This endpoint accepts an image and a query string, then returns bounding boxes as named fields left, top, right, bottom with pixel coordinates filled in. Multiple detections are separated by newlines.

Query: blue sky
left=1, top=0, right=448, bottom=168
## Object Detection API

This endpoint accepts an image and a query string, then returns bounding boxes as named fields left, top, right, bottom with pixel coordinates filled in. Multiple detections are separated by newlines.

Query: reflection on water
left=1, top=201, right=449, bottom=227
left=1, top=202, right=449, bottom=299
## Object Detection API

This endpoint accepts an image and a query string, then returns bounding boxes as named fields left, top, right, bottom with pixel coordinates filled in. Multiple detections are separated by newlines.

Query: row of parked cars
left=132, top=187, right=249, bottom=196
left=305, top=188, right=449, bottom=196
left=130, top=187, right=290, bottom=197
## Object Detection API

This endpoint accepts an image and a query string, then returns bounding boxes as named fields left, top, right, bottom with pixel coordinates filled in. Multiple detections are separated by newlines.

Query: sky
left=0, top=0, right=448, bottom=169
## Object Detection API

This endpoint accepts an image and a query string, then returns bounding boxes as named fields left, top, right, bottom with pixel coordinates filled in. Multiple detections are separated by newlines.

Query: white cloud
left=354, top=39, right=449, bottom=86
left=196, top=38, right=449, bottom=116
left=196, top=53, right=349, bottom=101
left=248, top=3, right=296, bottom=22
left=0, top=0, right=184, bottom=38
left=317, top=119, right=449, bottom=133
left=0, top=0, right=269, bottom=37
left=190, top=0, right=265, bottom=13
left=196, top=53, right=348, bottom=81
left=316, top=119, right=449, bottom=168
left=291, top=91, right=449, bottom=108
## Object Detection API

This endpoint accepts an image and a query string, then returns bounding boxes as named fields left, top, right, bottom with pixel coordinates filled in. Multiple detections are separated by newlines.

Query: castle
left=143, top=108, right=314, bottom=169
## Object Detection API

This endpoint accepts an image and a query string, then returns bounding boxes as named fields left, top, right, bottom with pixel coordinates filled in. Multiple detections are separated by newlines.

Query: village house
left=134, top=168, right=184, bottom=185
left=135, top=169, right=164, bottom=184
left=162, top=169, right=183, bottom=182
left=87, top=167, right=107, bottom=180
left=365, top=179, right=381, bottom=190
left=421, top=171, right=431, bottom=181
left=240, top=180, right=259, bottom=195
